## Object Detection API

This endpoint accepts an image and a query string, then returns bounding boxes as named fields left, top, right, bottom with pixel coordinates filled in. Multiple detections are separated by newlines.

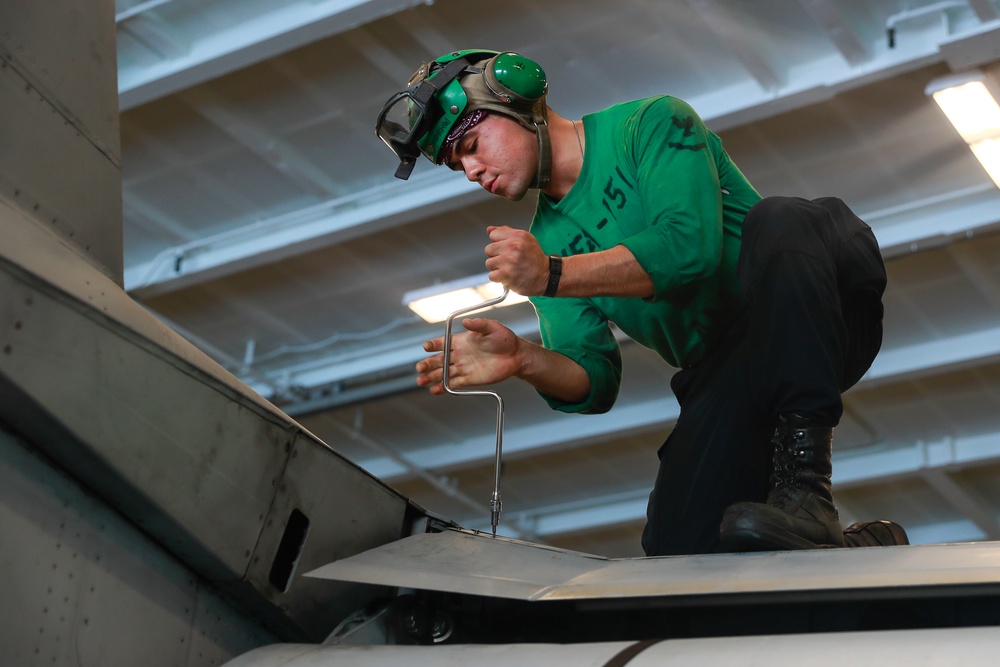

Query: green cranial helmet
left=375, top=49, right=551, bottom=185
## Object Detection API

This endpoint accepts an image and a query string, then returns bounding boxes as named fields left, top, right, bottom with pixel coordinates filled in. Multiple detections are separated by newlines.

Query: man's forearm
left=556, top=244, right=654, bottom=298
left=515, top=337, right=592, bottom=404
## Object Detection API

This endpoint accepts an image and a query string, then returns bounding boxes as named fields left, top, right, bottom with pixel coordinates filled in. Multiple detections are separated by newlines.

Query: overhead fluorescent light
left=403, top=273, right=529, bottom=323
left=926, top=70, right=1000, bottom=188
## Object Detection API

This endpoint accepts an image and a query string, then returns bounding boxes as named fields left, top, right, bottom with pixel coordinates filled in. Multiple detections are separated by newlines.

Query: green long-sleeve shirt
left=529, top=96, right=761, bottom=414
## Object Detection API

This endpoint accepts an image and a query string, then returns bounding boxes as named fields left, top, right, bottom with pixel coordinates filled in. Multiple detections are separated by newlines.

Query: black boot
left=843, top=520, right=909, bottom=547
left=719, top=414, right=844, bottom=551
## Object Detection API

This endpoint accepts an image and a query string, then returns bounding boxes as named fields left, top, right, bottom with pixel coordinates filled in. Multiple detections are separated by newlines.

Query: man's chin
left=503, top=183, right=531, bottom=202
left=506, top=190, right=528, bottom=202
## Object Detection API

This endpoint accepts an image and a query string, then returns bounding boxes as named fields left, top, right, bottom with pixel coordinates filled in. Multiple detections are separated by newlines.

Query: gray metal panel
left=0, top=427, right=276, bottom=667
left=0, top=0, right=122, bottom=283
left=0, top=196, right=289, bottom=416
left=0, top=199, right=411, bottom=638
left=307, top=528, right=1000, bottom=603
left=0, top=244, right=289, bottom=580
left=0, top=0, right=120, bottom=159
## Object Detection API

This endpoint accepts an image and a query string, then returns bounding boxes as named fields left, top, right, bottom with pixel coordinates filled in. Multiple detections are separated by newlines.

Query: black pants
left=641, top=197, right=887, bottom=556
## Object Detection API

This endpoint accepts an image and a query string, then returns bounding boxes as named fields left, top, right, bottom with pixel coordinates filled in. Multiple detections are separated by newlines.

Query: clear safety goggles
left=375, top=58, right=470, bottom=180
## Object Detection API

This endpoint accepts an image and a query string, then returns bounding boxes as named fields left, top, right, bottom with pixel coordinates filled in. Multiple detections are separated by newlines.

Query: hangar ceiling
left=116, top=0, right=1000, bottom=556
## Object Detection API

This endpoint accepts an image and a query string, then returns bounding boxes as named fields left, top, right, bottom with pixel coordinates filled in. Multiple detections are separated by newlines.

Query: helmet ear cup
left=483, top=52, right=548, bottom=107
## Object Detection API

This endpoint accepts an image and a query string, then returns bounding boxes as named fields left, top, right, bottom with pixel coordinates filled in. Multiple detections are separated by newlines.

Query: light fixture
left=403, top=273, right=530, bottom=323
left=926, top=70, right=1000, bottom=188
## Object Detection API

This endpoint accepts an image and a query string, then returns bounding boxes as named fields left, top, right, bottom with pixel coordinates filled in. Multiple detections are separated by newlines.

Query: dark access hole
left=269, top=508, right=309, bottom=592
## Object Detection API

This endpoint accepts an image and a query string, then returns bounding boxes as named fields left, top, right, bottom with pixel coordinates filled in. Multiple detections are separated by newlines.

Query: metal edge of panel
left=307, top=528, right=1000, bottom=604
left=305, top=529, right=611, bottom=602
left=546, top=543, right=1000, bottom=609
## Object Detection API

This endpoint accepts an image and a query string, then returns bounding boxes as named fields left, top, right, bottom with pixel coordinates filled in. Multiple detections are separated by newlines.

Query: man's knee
left=742, top=196, right=829, bottom=258
left=812, top=197, right=866, bottom=233
left=744, top=196, right=800, bottom=233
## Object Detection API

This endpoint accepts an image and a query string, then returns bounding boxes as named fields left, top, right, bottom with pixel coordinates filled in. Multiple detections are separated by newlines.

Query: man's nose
left=463, top=159, right=483, bottom=181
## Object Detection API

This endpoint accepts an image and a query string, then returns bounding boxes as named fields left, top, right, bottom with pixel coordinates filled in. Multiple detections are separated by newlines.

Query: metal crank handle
left=442, top=287, right=508, bottom=536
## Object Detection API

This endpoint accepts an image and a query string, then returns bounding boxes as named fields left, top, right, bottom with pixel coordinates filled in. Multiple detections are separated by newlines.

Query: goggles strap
left=413, top=58, right=471, bottom=104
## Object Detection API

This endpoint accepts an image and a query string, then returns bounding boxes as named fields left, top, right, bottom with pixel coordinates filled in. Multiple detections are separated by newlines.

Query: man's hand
left=484, top=225, right=549, bottom=296
left=483, top=225, right=656, bottom=300
left=417, top=315, right=593, bottom=403
left=416, top=317, right=522, bottom=395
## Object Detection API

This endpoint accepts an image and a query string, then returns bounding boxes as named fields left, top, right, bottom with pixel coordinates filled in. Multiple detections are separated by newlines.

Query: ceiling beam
left=118, top=11, right=188, bottom=60
left=835, top=431, right=1000, bottom=485
left=125, top=170, right=486, bottom=297
left=121, top=23, right=1000, bottom=296
left=920, top=467, right=1000, bottom=540
left=122, top=194, right=195, bottom=244
left=862, top=325, right=1000, bottom=389
left=798, top=0, right=870, bottom=67
left=687, top=0, right=783, bottom=92
left=871, top=184, right=1000, bottom=260
left=967, top=0, right=1000, bottom=22
left=116, top=0, right=177, bottom=24
left=117, top=0, right=431, bottom=110
left=947, top=241, right=1000, bottom=312
left=175, top=86, right=341, bottom=198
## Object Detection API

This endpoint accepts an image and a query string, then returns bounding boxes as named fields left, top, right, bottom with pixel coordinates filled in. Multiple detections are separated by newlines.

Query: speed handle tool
left=442, top=288, right=508, bottom=536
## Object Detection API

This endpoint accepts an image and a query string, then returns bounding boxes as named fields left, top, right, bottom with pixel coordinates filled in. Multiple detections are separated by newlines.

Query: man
left=376, top=49, right=908, bottom=555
